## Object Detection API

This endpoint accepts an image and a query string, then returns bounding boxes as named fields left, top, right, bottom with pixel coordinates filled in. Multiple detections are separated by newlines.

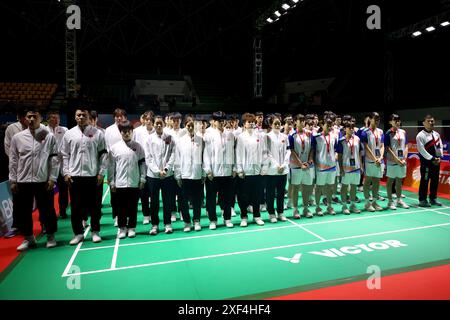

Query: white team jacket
left=108, top=140, right=146, bottom=188
left=133, top=125, right=154, bottom=148
left=4, top=121, right=27, bottom=157
left=235, top=130, right=268, bottom=176
left=144, top=132, right=176, bottom=178
left=105, top=123, right=125, bottom=152
left=61, top=125, right=108, bottom=177
left=203, top=128, right=235, bottom=177
left=266, top=131, right=290, bottom=176
left=9, top=127, right=59, bottom=183
left=174, top=133, right=205, bottom=180
left=416, top=129, right=444, bottom=160
left=46, top=125, right=68, bottom=175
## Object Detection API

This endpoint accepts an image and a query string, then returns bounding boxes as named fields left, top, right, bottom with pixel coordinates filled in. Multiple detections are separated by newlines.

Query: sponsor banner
left=0, top=180, right=13, bottom=236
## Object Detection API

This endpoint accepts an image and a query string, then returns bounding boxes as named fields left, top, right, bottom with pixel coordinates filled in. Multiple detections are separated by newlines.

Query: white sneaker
left=127, top=228, right=136, bottom=238
left=171, top=212, right=177, bottom=222
left=247, top=205, right=253, bottom=213
left=114, top=217, right=118, bottom=227
left=303, top=208, right=313, bottom=218
left=365, top=202, right=376, bottom=212
left=209, top=221, right=217, bottom=230
left=164, top=224, right=173, bottom=234
left=143, top=216, right=151, bottom=225
left=292, top=208, right=301, bottom=219
left=327, top=207, right=336, bottom=215
left=46, top=234, right=57, bottom=248
left=278, top=213, right=287, bottom=221
left=372, top=201, right=383, bottom=211
left=194, top=222, right=201, bottom=231
left=254, top=217, right=265, bottom=226
left=240, top=218, right=248, bottom=227
left=388, top=201, right=397, bottom=210
left=69, top=234, right=84, bottom=245
left=225, top=220, right=234, bottom=228
left=92, top=231, right=102, bottom=243
left=350, top=204, right=361, bottom=214
left=260, top=204, right=267, bottom=212
left=231, top=207, right=237, bottom=217
left=397, top=199, right=410, bottom=209
left=392, top=194, right=397, bottom=199
left=17, top=237, right=37, bottom=251
left=149, top=225, right=158, bottom=235
left=183, top=223, right=191, bottom=232
left=118, top=228, right=127, bottom=239
left=315, top=207, right=324, bottom=216
left=342, top=206, right=350, bottom=215
left=269, top=214, right=277, bottom=223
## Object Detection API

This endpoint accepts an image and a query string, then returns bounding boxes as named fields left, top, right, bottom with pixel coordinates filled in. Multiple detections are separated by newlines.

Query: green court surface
left=1, top=185, right=450, bottom=300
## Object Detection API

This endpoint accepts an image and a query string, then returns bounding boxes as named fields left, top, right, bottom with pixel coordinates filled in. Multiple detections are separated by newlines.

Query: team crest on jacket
left=84, top=126, right=97, bottom=138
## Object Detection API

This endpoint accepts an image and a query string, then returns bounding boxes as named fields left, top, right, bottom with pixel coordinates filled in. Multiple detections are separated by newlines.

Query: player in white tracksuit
left=133, top=112, right=154, bottom=225
left=9, top=109, right=59, bottom=251
left=144, top=118, right=176, bottom=235
left=265, top=116, right=290, bottom=223
left=203, top=111, right=236, bottom=230
left=105, top=108, right=128, bottom=225
left=108, top=120, right=147, bottom=239
left=235, top=113, right=269, bottom=227
left=174, top=118, right=205, bottom=232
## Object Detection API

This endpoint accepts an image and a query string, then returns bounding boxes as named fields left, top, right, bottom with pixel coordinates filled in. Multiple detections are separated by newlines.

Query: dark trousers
left=139, top=179, right=150, bottom=217
left=260, top=175, right=267, bottom=205
left=266, top=175, right=287, bottom=215
left=11, top=193, right=19, bottom=229
left=70, top=177, right=99, bottom=235
left=16, top=182, right=57, bottom=237
left=206, top=176, right=233, bottom=221
left=170, top=179, right=182, bottom=213
left=180, top=179, right=203, bottom=223
left=110, top=190, right=118, bottom=219
left=237, top=175, right=263, bottom=218
left=115, top=188, right=139, bottom=228
left=419, top=161, right=440, bottom=201
left=94, top=182, right=104, bottom=219
left=57, top=174, right=69, bottom=216
left=147, top=176, right=174, bottom=226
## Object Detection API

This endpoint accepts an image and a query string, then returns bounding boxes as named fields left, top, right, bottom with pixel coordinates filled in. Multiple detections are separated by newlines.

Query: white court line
left=62, top=185, right=109, bottom=277
left=102, top=185, right=110, bottom=204
left=62, top=221, right=450, bottom=277
left=79, top=224, right=297, bottom=251
left=111, top=228, right=120, bottom=269
left=61, top=226, right=91, bottom=277
left=286, top=218, right=326, bottom=241
left=78, top=207, right=433, bottom=252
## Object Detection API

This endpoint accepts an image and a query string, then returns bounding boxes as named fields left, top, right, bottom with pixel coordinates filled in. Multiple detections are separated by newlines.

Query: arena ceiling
left=1, top=0, right=448, bottom=107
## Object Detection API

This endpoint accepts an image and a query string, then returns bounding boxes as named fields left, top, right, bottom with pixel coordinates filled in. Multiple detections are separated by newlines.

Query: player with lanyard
left=311, top=114, right=339, bottom=216
left=288, top=114, right=315, bottom=218
left=360, top=112, right=385, bottom=212
left=337, top=121, right=362, bottom=214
